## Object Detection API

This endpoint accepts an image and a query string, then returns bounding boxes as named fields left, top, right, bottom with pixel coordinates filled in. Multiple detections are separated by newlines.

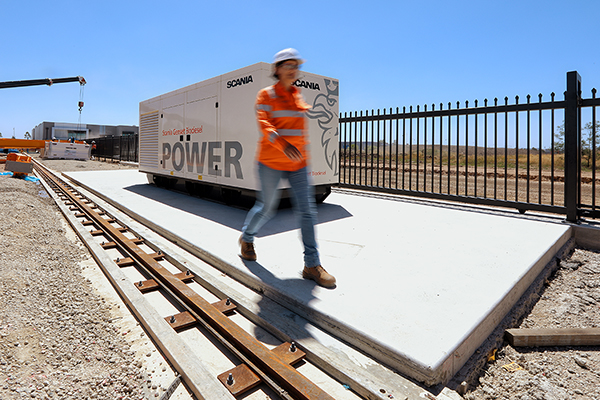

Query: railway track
left=31, top=159, right=456, bottom=400
left=32, top=160, right=350, bottom=400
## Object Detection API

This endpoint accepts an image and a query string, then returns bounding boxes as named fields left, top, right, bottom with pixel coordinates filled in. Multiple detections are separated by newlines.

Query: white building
left=32, top=121, right=138, bottom=141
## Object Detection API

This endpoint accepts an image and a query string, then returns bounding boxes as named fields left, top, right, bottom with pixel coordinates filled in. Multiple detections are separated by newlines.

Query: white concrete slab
left=63, top=169, right=572, bottom=385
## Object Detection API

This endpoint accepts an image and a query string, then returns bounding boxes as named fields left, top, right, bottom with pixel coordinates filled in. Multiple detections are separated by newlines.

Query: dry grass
left=340, top=150, right=600, bottom=209
left=342, top=146, right=600, bottom=171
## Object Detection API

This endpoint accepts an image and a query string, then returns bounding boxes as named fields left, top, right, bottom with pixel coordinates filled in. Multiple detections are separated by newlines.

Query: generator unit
left=138, top=62, right=339, bottom=203
left=43, top=141, right=91, bottom=160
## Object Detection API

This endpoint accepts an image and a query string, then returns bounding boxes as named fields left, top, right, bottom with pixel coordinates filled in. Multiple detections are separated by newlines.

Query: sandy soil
left=0, top=156, right=176, bottom=400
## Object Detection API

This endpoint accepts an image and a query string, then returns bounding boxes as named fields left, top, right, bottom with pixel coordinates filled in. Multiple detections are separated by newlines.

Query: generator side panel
left=139, top=78, right=220, bottom=185
left=218, top=63, right=271, bottom=191
left=180, top=84, right=219, bottom=184
left=219, top=64, right=339, bottom=191
left=158, top=79, right=220, bottom=185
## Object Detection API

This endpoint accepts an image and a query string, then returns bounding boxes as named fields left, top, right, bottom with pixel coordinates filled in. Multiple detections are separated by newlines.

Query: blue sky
left=1, top=0, right=599, bottom=139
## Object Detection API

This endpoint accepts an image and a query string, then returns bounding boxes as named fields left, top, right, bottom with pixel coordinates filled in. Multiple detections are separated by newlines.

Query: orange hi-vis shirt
left=255, top=81, right=311, bottom=171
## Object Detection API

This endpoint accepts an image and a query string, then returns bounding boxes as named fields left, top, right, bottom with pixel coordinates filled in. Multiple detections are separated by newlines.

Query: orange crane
left=0, top=76, right=86, bottom=176
left=0, top=76, right=86, bottom=89
left=0, top=75, right=86, bottom=149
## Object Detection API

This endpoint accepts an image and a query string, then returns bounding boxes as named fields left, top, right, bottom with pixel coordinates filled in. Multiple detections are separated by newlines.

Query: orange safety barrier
left=4, top=151, right=33, bottom=175
left=7, top=152, right=32, bottom=163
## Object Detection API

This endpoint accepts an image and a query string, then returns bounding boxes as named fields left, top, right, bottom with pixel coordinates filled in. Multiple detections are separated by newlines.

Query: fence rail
left=339, top=71, right=600, bottom=222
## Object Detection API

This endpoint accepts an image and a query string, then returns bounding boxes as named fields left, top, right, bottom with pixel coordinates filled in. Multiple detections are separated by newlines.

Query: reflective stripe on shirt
left=271, top=110, right=305, bottom=119
left=278, top=129, right=303, bottom=137
left=256, top=104, right=272, bottom=111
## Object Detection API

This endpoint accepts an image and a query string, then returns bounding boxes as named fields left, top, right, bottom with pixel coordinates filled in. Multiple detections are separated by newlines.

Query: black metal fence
left=91, top=135, right=138, bottom=163
left=339, top=71, right=600, bottom=222
left=102, top=72, right=600, bottom=222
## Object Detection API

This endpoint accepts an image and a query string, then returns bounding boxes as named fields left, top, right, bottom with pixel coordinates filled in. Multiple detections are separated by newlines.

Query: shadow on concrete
left=240, top=258, right=326, bottom=345
left=124, top=183, right=353, bottom=237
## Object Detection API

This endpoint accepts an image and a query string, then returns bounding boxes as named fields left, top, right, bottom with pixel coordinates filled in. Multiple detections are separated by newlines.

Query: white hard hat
left=273, top=48, right=304, bottom=65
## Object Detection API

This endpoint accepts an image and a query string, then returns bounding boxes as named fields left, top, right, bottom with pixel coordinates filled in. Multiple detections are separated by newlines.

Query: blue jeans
left=242, top=163, right=320, bottom=268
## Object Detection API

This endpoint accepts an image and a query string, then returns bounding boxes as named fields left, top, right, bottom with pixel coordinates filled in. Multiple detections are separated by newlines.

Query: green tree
left=554, top=121, right=600, bottom=168
left=582, top=121, right=600, bottom=168
left=24, top=131, right=31, bottom=140
left=554, top=123, right=565, bottom=154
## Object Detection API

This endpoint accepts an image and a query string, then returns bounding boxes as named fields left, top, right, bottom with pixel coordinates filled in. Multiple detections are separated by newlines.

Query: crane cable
left=77, top=80, right=85, bottom=132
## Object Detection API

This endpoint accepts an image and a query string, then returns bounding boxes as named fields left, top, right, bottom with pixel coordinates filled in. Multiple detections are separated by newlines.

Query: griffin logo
left=306, top=79, right=339, bottom=176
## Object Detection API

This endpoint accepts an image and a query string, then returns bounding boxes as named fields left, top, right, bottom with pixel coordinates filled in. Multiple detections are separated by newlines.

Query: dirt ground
left=459, top=247, right=600, bottom=400
left=1, top=155, right=600, bottom=399
left=339, top=162, right=599, bottom=208
left=0, top=156, right=167, bottom=400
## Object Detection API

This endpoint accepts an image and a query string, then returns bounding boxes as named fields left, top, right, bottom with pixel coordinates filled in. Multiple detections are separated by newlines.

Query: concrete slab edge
left=444, top=236, right=577, bottom=394
left=431, top=226, right=573, bottom=386
left=38, top=170, right=234, bottom=400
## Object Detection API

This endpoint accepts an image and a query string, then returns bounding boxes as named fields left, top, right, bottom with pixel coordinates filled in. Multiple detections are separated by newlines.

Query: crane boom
left=0, top=76, right=86, bottom=89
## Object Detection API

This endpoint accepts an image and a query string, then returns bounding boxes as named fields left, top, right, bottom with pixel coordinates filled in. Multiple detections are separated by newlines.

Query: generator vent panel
left=139, top=110, right=159, bottom=169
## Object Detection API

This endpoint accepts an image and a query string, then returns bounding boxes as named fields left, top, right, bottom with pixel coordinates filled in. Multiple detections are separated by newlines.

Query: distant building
left=32, top=122, right=138, bottom=141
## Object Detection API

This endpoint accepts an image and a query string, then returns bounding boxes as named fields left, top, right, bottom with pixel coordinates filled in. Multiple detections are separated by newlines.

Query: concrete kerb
left=573, top=223, right=600, bottom=251
left=445, top=235, right=577, bottom=394
left=431, top=225, right=573, bottom=385
left=441, top=218, right=600, bottom=394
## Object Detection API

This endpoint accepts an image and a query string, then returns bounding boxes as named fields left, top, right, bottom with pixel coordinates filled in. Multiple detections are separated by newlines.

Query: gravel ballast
left=0, top=157, right=181, bottom=400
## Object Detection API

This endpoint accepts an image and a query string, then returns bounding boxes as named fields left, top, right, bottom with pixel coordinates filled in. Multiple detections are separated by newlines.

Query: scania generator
left=139, top=62, right=339, bottom=203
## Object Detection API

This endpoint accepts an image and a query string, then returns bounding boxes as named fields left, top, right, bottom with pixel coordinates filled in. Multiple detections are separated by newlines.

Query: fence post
left=564, top=71, right=581, bottom=222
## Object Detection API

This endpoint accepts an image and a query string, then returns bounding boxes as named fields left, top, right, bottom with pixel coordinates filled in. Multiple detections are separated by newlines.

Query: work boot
left=239, top=236, right=257, bottom=261
left=302, top=265, right=336, bottom=288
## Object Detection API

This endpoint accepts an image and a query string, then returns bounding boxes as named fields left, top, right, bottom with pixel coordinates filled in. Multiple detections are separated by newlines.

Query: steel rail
left=33, top=161, right=335, bottom=400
